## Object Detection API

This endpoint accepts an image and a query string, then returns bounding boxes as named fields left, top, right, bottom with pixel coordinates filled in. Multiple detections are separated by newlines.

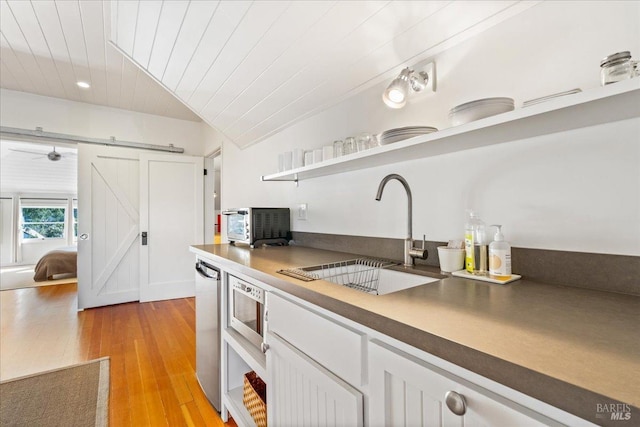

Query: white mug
left=313, top=148, right=323, bottom=163
left=304, top=151, right=314, bottom=166
left=323, top=145, right=334, bottom=160
left=277, top=153, right=284, bottom=172
left=283, top=151, right=293, bottom=170
left=292, top=148, right=304, bottom=169
left=437, top=247, right=465, bottom=273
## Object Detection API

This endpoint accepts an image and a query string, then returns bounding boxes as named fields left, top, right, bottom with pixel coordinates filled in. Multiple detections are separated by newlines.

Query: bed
left=33, top=246, right=78, bottom=282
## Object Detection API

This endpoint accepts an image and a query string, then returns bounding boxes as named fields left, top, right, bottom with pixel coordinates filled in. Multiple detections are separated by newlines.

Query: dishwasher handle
left=196, top=261, right=219, bottom=280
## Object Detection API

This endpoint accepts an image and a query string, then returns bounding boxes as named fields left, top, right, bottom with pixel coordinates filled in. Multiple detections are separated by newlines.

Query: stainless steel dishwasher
left=195, top=258, right=221, bottom=411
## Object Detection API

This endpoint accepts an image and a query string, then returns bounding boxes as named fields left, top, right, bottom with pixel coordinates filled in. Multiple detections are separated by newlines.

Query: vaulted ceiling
left=0, top=0, right=200, bottom=121
left=1, top=1, right=535, bottom=148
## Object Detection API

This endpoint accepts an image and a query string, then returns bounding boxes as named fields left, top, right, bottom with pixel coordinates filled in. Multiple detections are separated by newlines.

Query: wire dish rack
left=277, top=258, right=398, bottom=294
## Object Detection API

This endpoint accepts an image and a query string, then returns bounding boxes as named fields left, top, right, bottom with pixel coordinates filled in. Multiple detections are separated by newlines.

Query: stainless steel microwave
left=222, top=208, right=291, bottom=248
left=228, top=275, right=265, bottom=349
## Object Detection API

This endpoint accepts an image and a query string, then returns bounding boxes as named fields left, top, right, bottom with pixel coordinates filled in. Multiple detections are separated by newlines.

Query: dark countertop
left=191, top=244, right=639, bottom=425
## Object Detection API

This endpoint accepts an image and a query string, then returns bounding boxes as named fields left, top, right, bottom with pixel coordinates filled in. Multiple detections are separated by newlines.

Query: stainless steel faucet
left=375, top=174, right=428, bottom=267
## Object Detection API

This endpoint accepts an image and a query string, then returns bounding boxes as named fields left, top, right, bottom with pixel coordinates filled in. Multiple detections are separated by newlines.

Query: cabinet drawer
left=267, top=292, right=365, bottom=387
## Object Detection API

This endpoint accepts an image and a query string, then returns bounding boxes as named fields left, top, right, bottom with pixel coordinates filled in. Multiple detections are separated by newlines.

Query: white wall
left=0, top=198, right=13, bottom=264
left=0, top=89, right=222, bottom=156
left=221, top=1, right=640, bottom=256
left=20, top=239, right=70, bottom=265
left=202, top=124, right=224, bottom=156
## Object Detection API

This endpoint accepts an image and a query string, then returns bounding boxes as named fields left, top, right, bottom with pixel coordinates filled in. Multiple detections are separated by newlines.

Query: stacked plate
left=523, top=88, right=581, bottom=107
left=379, top=126, right=438, bottom=145
left=448, top=97, right=514, bottom=126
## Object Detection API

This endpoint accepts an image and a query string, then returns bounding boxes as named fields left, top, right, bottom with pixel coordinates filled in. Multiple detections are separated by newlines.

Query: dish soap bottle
left=465, top=210, right=488, bottom=275
left=489, top=225, right=512, bottom=280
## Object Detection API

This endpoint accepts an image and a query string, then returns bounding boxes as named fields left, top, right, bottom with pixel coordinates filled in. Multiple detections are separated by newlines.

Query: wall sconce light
left=382, top=62, right=435, bottom=109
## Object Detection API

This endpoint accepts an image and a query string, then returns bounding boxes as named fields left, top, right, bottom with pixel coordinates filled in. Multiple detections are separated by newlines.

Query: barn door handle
left=141, top=232, right=148, bottom=245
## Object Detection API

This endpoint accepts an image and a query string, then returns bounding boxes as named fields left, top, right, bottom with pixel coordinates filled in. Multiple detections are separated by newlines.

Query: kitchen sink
left=278, top=258, right=439, bottom=295
left=374, top=268, right=438, bottom=295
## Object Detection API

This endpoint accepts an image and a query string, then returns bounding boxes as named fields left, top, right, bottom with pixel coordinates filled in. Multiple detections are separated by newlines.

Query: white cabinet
left=267, top=332, right=364, bottom=427
left=368, top=340, right=562, bottom=427
left=267, top=292, right=365, bottom=387
left=266, top=292, right=365, bottom=426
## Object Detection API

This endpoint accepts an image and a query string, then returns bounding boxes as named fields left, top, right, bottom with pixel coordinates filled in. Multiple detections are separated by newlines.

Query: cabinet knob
left=445, top=391, right=467, bottom=416
left=260, top=342, right=270, bottom=354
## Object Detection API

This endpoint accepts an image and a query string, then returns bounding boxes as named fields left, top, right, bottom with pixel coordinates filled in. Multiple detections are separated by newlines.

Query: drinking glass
left=333, top=140, right=344, bottom=157
left=356, top=133, right=372, bottom=151
left=343, top=137, right=355, bottom=155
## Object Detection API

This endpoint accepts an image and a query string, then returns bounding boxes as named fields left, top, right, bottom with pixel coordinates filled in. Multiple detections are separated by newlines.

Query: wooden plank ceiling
left=0, top=140, right=77, bottom=193
left=1, top=1, right=534, bottom=147
left=0, top=0, right=201, bottom=122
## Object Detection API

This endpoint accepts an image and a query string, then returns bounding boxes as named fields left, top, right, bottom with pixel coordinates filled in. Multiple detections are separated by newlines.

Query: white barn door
left=78, top=146, right=203, bottom=309
left=77, top=145, right=141, bottom=309
left=139, top=153, right=203, bottom=302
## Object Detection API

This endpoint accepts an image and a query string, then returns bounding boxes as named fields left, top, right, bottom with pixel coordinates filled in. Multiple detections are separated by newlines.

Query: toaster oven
left=222, top=208, right=291, bottom=248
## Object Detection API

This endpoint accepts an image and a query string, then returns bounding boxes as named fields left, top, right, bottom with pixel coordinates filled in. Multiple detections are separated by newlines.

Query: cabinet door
left=267, top=332, right=363, bottom=427
left=369, top=340, right=557, bottom=427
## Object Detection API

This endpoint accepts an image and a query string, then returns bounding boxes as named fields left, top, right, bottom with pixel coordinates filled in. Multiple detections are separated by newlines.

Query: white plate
left=523, top=89, right=582, bottom=107
left=449, top=98, right=514, bottom=126
left=381, top=126, right=437, bottom=137
left=380, top=130, right=437, bottom=145
left=450, top=97, right=514, bottom=114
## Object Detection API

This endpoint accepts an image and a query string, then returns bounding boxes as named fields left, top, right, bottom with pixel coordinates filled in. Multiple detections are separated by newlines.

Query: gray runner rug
left=0, top=357, right=109, bottom=427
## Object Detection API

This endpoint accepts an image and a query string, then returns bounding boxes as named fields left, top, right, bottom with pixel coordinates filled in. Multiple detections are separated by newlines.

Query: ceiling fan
left=8, top=146, right=76, bottom=162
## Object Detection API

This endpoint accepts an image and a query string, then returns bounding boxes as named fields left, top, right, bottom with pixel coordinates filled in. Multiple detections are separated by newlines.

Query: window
left=21, top=206, right=66, bottom=239
left=73, top=199, right=78, bottom=240
left=17, top=197, right=77, bottom=244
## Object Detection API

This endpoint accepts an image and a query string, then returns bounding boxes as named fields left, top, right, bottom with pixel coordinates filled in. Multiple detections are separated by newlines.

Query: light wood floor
left=0, top=283, right=236, bottom=426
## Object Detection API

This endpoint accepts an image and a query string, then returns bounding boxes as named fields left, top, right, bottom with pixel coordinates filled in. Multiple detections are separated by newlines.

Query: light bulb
left=381, top=63, right=435, bottom=109
left=382, top=68, right=412, bottom=109
left=388, top=88, right=405, bottom=103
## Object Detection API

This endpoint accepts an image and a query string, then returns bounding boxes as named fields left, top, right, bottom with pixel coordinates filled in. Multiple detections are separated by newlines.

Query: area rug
left=0, top=265, right=77, bottom=291
left=0, top=357, right=109, bottom=427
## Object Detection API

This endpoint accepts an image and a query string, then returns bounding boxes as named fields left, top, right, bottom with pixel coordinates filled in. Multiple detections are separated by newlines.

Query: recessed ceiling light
left=77, top=81, right=91, bottom=89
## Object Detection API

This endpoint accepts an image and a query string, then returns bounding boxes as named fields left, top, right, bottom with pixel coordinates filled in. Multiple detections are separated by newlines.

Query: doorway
left=204, top=150, right=222, bottom=244
left=0, top=140, right=78, bottom=265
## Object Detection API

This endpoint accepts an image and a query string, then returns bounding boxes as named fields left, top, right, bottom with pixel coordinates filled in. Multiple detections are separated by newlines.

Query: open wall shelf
left=261, top=79, right=640, bottom=183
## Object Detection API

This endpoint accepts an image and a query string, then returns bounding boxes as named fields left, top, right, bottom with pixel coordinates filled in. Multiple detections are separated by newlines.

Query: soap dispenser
left=489, top=225, right=512, bottom=280
left=465, top=210, right=488, bottom=275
